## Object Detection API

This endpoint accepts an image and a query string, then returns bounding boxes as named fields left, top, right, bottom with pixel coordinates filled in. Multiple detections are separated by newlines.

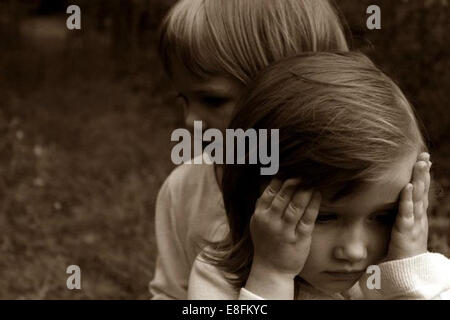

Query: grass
left=0, top=13, right=449, bottom=299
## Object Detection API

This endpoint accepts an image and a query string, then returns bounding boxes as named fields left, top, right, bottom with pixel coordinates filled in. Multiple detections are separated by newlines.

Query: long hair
left=202, top=52, right=427, bottom=290
left=158, top=0, right=349, bottom=84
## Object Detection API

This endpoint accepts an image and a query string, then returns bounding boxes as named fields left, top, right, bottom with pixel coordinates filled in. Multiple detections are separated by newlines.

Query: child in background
left=150, top=0, right=349, bottom=299
left=188, top=52, right=450, bottom=300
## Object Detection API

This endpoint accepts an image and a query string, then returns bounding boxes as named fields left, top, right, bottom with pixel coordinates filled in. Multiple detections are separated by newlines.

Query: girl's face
left=170, top=59, right=243, bottom=133
left=299, top=152, right=418, bottom=294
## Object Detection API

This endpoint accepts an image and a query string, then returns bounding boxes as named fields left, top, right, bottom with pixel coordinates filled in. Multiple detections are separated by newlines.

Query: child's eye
left=176, top=94, right=188, bottom=107
left=201, top=96, right=230, bottom=108
left=316, top=213, right=338, bottom=224
left=370, top=210, right=397, bottom=225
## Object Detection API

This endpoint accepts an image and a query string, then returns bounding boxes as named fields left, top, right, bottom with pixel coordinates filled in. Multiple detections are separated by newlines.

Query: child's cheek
left=367, top=226, right=391, bottom=263
left=303, top=227, right=336, bottom=269
left=298, top=229, right=340, bottom=290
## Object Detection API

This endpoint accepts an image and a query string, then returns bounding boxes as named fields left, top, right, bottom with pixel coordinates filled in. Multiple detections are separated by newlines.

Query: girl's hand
left=386, top=153, right=431, bottom=261
left=250, top=178, right=321, bottom=278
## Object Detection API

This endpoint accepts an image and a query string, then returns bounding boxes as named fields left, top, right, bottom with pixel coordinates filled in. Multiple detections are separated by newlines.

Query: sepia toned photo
left=0, top=0, right=449, bottom=302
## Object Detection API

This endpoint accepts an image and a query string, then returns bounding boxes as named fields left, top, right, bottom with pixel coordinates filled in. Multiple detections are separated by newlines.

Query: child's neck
left=295, top=277, right=353, bottom=300
left=214, top=164, right=223, bottom=192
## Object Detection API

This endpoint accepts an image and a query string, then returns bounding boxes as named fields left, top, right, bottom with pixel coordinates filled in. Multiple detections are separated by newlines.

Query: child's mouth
left=323, top=271, right=364, bottom=281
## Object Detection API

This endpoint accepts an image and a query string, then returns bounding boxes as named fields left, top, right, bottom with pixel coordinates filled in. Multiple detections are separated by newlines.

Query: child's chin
left=316, top=279, right=359, bottom=294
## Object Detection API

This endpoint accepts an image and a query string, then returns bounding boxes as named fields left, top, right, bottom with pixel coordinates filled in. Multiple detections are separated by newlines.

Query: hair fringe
left=159, top=0, right=349, bottom=83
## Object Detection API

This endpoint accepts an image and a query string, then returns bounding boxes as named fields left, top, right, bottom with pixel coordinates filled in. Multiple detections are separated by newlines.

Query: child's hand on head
left=250, top=178, right=321, bottom=278
left=386, top=152, right=431, bottom=261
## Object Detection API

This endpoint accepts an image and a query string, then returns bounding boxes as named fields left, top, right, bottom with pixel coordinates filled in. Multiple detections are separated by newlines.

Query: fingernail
left=407, top=183, right=413, bottom=194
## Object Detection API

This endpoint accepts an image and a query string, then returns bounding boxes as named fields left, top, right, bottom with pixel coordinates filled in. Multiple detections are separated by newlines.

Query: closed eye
left=200, top=96, right=230, bottom=108
left=316, top=212, right=338, bottom=224
left=370, top=209, right=397, bottom=225
left=176, top=93, right=188, bottom=106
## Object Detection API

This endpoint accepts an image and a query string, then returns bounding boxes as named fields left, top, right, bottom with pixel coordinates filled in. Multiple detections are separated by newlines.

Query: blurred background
left=0, top=0, right=448, bottom=299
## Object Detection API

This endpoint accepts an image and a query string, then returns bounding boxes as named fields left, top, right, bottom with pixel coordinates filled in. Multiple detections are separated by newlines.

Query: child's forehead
left=170, top=58, right=204, bottom=81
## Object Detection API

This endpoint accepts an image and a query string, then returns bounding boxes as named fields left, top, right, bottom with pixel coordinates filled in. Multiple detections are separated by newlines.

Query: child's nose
left=184, top=107, right=208, bottom=131
left=334, top=225, right=368, bottom=263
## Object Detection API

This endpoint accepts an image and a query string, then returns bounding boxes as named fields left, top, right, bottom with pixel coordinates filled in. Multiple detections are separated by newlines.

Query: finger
left=417, top=153, right=432, bottom=177
left=282, top=189, right=313, bottom=226
left=417, top=152, right=430, bottom=163
left=418, top=159, right=430, bottom=215
left=296, top=191, right=321, bottom=236
left=414, top=199, right=425, bottom=220
left=424, top=163, right=431, bottom=211
left=394, top=183, right=414, bottom=233
left=257, top=179, right=283, bottom=209
left=270, top=178, right=301, bottom=218
left=412, top=161, right=426, bottom=202
left=418, top=161, right=429, bottom=211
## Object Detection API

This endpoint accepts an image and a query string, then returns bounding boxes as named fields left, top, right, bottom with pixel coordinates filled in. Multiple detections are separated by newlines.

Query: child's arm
left=187, top=256, right=240, bottom=300
left=149, top=177, right=190, bottom=300
left=187, top=253, right=284, bottom=300
left=362, top=153, right=450, bottom=299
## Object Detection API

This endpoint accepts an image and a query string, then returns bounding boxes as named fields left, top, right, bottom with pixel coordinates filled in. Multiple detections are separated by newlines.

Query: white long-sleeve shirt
left=149, top=154, right=228, bottom=299
left=188, top=252, right=450, bottom=300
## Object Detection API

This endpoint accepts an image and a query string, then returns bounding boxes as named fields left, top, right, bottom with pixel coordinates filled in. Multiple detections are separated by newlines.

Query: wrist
left=385, top=248, right=427, bottom=262
left=251, top=257, right=298, bottom=280
left=244, top=258, right=296, bottom=300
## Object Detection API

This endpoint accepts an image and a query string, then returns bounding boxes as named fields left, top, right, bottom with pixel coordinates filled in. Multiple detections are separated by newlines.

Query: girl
left=188, top=52, right=450, bottom=300
left=151, top=0, right=349, bottom=299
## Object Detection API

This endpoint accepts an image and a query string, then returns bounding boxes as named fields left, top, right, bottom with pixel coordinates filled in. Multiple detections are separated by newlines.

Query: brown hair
left=202, top=51, right=427, bottom=290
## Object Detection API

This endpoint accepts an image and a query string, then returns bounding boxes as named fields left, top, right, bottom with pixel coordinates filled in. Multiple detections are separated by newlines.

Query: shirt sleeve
left=188, top=255, right=239, bottom=300
left=149, top=177, right=190, bottom=300
left=188, top=254, right=267, bottom=300
left=360, top=252, right=450, bottom=300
